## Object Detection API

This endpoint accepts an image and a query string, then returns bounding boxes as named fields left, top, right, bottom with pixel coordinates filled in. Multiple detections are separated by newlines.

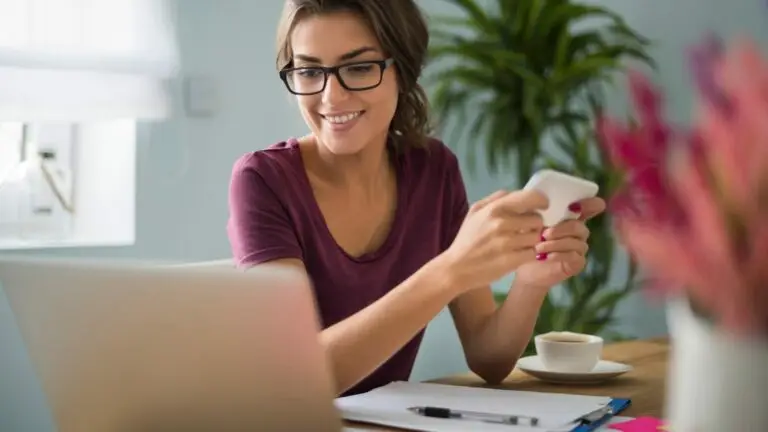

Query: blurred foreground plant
left=598, top=36, right=768, bottom=336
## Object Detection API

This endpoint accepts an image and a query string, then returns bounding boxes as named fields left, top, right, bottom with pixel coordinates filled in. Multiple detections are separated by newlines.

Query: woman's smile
left=321, top=110, right=365, bottom=132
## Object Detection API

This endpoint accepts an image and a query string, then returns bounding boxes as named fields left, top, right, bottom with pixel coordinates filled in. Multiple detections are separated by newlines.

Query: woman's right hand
left=437, top=189, right=549, bottom=293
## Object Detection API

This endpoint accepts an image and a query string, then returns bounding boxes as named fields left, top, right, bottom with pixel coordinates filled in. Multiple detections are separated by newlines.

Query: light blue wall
left=2, top=1, right=767, bottom=429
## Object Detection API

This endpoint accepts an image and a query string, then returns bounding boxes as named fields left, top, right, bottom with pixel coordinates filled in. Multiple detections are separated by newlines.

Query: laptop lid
left=0, top=257, right=342, bottom=431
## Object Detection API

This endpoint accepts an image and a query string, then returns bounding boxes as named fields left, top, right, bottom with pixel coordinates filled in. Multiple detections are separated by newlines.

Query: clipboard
left=337, top=381, right=633, bottom=432
left=571, top=398, right=632, bottom=432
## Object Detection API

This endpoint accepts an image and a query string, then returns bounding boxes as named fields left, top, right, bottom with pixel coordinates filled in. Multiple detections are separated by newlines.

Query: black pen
left=408, top=406, right=540, bottom=426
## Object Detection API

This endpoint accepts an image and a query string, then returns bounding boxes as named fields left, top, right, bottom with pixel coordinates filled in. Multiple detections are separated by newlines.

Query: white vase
left=665, top=298, right=768, bottom=431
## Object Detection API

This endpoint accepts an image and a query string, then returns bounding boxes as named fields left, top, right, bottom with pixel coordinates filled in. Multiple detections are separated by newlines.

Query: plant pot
left=665, top=297, right=768, bottom=431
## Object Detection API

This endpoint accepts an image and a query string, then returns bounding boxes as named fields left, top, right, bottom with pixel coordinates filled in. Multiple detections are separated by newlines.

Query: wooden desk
left=345, top=338, right=669, bottom=429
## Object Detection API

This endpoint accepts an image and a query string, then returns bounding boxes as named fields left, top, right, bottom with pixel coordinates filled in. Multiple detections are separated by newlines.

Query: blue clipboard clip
left=570, top=398, right=632, bottom=432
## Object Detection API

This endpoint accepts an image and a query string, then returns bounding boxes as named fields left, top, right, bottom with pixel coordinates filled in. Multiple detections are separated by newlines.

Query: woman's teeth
left=324, top=111, right=362, bottom=124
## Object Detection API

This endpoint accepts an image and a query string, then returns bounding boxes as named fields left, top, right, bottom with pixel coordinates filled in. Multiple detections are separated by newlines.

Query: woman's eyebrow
left=293, top=46, right=378, bottom=64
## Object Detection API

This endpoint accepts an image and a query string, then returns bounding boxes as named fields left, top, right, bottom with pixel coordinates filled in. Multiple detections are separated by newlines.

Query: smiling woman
left=275, top=0, right=430, bottom=152
left=226, top=0, right=605, bottom=398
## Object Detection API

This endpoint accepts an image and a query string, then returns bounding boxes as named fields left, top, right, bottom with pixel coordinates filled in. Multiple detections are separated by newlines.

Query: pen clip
left=578, top=405, right=614, bottom=424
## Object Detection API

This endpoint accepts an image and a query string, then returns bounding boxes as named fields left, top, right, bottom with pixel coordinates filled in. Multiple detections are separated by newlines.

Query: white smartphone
left=523, top=169, right=599, bottom=227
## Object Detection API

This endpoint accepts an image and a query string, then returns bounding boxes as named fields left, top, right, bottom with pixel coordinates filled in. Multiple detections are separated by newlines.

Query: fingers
left=470, top=190, right=509, bottom=213
left=547, top=252, right=587, bottom=277
left=497, top=213, right=545, bottom=233
left=536, top=237, right=589, bottom=256
left=499, top=247, right=538, bottom=269
left=491, top=189, right=549, bottom=215
left=502, top=232, right=542, bottom=251
left=543, top=220, right=590, bottom=241
left=475, top=232, right=540, bottom=278
left=570, top=197, right=606, bottom=221
left=536, top=219, right=591, bottom=259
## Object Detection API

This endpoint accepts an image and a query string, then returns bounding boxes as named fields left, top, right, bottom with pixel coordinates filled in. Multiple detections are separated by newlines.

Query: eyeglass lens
left=285, top=62, right=382, bottom=94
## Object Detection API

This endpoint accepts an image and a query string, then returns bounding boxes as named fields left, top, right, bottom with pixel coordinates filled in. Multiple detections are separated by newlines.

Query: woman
left=227, top=0, right=605, bottom=396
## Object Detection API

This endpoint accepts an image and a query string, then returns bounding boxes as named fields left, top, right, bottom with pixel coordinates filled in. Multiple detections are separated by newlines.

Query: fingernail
left=568, top=202, right=582, bottom=212
left=540, top=228, right=547, bottom=242
left=536, top=253, right=548, bottom=261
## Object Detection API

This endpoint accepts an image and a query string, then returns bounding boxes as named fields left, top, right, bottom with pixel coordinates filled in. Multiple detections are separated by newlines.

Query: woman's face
left=288, top=11, right=398, bottom=156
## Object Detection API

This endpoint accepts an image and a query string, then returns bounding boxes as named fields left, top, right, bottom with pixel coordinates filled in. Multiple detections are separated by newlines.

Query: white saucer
left=516, top=355, right=633, bottom=384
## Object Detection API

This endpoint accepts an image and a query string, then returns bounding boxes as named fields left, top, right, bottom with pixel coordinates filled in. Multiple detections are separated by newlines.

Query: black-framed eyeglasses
left=279, top=58, right=394, bottom=96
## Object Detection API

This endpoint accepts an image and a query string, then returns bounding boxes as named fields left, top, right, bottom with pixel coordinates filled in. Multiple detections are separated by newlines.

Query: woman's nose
left=322, top=73, right=350, bottom=104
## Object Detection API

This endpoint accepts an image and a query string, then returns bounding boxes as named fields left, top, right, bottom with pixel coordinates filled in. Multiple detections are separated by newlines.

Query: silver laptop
left=0, top=257, right=342, bottom=431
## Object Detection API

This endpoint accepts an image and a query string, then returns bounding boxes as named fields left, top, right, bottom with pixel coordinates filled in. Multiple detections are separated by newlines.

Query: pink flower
left=597, top=74, right=684, bottom=225
left=599, top=37, right=768, bottom=335
left=699, top=40, right=768, bottom=222
left=688, top=33, right=730, bottom=114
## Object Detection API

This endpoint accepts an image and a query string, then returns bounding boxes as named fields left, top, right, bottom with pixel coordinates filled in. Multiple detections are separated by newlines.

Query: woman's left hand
left=514, top=197, right=606, bottom=291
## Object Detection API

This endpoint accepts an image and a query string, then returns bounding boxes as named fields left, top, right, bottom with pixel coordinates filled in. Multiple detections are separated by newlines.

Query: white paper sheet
left=342, top=417, right=634, bottom=432
left=335, top=381, right=614, bottom=432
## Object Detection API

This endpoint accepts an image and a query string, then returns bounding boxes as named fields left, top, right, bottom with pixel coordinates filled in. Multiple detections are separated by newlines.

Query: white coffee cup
left=534, top=331, right=603, bottom=373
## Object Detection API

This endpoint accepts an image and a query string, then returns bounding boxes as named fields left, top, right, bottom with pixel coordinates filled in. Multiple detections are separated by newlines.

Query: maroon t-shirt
left=226, top=137, right=468, bottom=395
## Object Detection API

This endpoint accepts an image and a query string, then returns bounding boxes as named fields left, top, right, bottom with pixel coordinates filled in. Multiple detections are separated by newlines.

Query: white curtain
left=0, top=0, right=179, bottom=121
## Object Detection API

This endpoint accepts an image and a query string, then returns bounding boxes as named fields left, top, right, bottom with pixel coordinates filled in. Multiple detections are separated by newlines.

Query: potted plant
left=425, top=0, right=654, bottom=354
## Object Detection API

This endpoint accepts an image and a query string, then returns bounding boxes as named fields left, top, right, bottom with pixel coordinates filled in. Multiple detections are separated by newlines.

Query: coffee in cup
left=534, top=331, right=603, bottom=373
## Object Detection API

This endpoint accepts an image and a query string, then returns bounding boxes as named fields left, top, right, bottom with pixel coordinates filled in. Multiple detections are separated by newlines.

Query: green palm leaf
left=428, top=0, right=651, bottom=344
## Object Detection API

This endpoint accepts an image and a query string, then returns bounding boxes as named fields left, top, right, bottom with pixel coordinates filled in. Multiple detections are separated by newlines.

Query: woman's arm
left=228, top=156, right=548, bottom=395
left=449, top=200, right=605, bottom=384
left=448, top=282, right=548, bottom=384
left=258, top=186, right=548, bottom=395
left=265, top=258, right=462, bottom=395
left=230, top=160, right=471, bottom=394
left=439, top=169, right=546, bottom=383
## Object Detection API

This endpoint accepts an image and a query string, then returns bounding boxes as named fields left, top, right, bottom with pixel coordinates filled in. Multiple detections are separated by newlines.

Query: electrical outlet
left=0, top=122, right=75, bottom=240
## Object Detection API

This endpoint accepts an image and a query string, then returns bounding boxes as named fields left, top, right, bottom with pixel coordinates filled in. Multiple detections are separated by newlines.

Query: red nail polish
left=568, top=202, right=582, bottom=212
left=536, top=253, right=548, bottom=261
left=540, top=234, right=546, bottom=242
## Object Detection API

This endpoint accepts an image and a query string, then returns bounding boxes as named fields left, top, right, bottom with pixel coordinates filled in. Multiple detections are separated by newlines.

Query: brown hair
left=276, top=0, right=432, bottom=150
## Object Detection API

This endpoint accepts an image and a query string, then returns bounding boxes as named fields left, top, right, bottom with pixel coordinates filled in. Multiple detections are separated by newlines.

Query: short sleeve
left=226, top=156, right=303, bottom=268
left=441, top=147, right=470, bottom=251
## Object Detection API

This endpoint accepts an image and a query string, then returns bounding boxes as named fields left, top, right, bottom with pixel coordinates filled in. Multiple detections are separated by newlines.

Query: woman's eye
left=347, top=64, right=374, bottom=73
left=297, top=69, right=322, bottom=78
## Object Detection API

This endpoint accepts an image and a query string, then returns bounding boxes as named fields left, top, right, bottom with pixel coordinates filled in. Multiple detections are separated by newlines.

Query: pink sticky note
left=608, top=417, right=669, bottom=431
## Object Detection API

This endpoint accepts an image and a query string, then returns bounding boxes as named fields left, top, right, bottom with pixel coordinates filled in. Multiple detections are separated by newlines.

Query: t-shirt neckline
left=286, top=137, right=407, bottom=263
